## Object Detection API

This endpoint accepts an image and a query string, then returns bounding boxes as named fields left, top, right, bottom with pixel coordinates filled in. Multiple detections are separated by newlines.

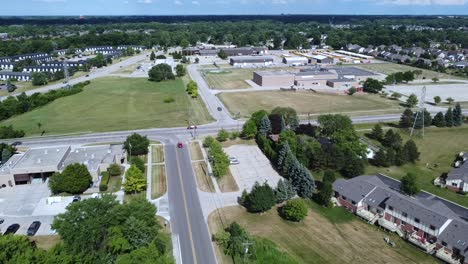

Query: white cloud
left=382, top=0, right=467, bottom=5
left=192, top=0, right=200, bottom=4
left=137, top=0, right=153, bottom=3
left=175, top=0, right=183, bottom=4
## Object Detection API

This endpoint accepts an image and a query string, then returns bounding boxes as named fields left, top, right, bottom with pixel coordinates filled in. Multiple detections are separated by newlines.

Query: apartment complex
left=333, top=174, right=468, bottom=264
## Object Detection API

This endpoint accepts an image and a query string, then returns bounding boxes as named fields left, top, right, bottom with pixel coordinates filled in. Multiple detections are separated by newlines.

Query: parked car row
left=1, top=221, right=41, bottom=236
left=229, top=156, right=239, bottom=165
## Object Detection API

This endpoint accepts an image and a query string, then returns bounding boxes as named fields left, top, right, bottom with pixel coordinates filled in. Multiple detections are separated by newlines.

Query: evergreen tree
left=322, top=170, right=336, bottom=184
left=340, top=151, right=364, bottom=178
left=453, top=103, right=463, bottom=126
left=399, top=108, right=414, bottom=128
left=316, top=182, right=333, bottom=207
left=258, top=115, right=272, bottom=136
left=383, top=129, right=403, bottom=149
left=373, top=149, right=389, bottom=167
left=413, top=109, right=432, bottom=129
left=403, top=140, right=420, bottom=163
left=150, top=51, right=156, bottom=61
left=394, top=147, right=407, bottom=166
left=245, top=182, right=276, bottom=213
left=295, top=163, right=316, bottom=199
left=370, top=124, right=384, bottom=141
left=275, top=179, right=296, bottom=203
left=386, top=148, right=396, bottom=166
left=1, top=148, right=12, bottom=164
left=276, top=143, right=291, bottom=171
left=432, top=112, right=446, bottom=127
left=406, top=94, right=418, bottom=108
left=445, top=107, right=454, bottom=127
left=241, top=119, right=257, bottom=139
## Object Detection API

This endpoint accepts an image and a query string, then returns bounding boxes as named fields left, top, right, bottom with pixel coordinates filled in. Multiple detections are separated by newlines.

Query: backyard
left=218, top=90, right=403, bottom=118
left=208, top=205, right=438, bottom=264
left=1, top=77, right=212, bottom=135
left=361, top=124, right=468, bottom=207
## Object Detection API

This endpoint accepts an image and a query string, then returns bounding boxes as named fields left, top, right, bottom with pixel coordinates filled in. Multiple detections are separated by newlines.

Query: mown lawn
left=361, top=124, right=468, bottom=207
left=218, top=90, right=403, bottom=118
left=1, top=77, right=212, bottom=136
left=208, top=205, right=437, bottom=264
left=151, top=165, right=166, bottom=199
left=354, top=62, right=463, bottom=80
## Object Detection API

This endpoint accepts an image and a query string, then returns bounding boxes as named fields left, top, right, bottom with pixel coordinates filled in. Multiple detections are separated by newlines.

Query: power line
left=410, top=86, right=427, bottom=137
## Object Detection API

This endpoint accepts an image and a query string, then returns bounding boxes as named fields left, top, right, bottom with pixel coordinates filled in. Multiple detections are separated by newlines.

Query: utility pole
left=63, top=61, right=70, bottom=89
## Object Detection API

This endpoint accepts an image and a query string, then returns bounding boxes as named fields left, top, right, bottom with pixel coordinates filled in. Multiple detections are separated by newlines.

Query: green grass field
left=218, top=90, right=403, bottom=118
left=353, top=62, right=463, bottom=80
left=1, top=77, right=212, bottom=136
left=151, top=145, right=165, bottom=163
left=208, top=205, right=437, bottom=264
left=151, top=165, right=166, bottom=199
left=201, top=67, right=292, bottom=90
left=361, top=124, right=468, bottom=207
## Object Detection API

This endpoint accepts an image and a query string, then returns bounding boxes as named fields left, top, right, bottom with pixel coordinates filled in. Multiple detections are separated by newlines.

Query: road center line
left=174, top=146, right=198, bottom=264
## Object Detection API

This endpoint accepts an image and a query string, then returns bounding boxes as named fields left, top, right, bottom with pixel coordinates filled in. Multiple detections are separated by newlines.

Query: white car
left=228, top=156, right=237, bottom=161
left=230, top=159, right=240, bottom=165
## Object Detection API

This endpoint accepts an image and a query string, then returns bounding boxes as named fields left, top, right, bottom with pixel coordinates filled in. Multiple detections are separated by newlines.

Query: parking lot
left=224, top=145, right=281, bottom=192
left=0, top=183, right=51, bottom=216
left=386, top=83, right=468, bottom=103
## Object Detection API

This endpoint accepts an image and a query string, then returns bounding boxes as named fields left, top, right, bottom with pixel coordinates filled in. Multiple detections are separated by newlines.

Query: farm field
left=1, top=77, right=212, bottom=136
left=218, top=90, right=403, bottom=118
left=361, top=124, right=468, bottom=208
left=208, top=205, right=437, bottom=264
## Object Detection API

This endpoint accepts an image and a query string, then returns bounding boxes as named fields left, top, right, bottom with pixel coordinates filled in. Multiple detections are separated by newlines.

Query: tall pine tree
left=275, top=179, right=296, bottom=203
left=453, top=103, right=464, bottom=126
left=399, top=108, right=414, bottom=128
left=432, top=112, right=446, bottom=127
left=445, top=108, right=454, bottom=127
left=258, top=115, right=272, bottom=136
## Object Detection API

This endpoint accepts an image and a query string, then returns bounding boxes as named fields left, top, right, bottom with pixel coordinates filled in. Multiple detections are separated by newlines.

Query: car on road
left=177, top=142, right=183, bottom=148
left=4, top=224, right=20, bottom=235
left=187, top=125, right=197, bottom=130
left=217, top=107, right=222, bottom=111
left=229, top=156, right=237, bottom=161
left=72, top=196, right=81, bottom=203
left=27, top=221, right=41, bottom=236
left=0, top=218, right=4, bottom=224
left=229, top=156, right=240, bottom=165
left=85, top=74, right=89, bottom=77
left=11, top=141, right=22, bottom=146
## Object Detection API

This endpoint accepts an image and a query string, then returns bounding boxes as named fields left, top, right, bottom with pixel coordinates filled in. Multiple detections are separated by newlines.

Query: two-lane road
left=165, top=140, right=216, bottom=264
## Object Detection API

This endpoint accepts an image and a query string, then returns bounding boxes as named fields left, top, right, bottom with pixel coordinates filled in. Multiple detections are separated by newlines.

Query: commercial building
left=294, top=69, right=338, bottom=87
left=221, top=47, right=268, bottom=57
left=333, top=174, right=468, bottom=264
left=253, top=71, right=295, bottom=87
left=309, top=55, right=333, bottom=64
left=330, top=67, right=378, bottom=82
left=230, top=56, right=274, bottom=67
left=326, top=78, right=360, bottom=89
left=282, top=56, right=308, bottom=66
left=0, top=145, right=125, bottom=188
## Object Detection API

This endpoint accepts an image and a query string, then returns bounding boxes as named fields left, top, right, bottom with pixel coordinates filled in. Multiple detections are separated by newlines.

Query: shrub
left=99, top=184, right=108, bottom=192
left=124, top=133, right=150, bottom=156
left=281, top=198, right=308, bottom=222
left=217, top=129, right=229, bottom=142
left=101, top=171, right=110, bottom=185
left=244, top=182, right=276, bottom=213
left=163, top=96, right=175, bottom=103
left=203, top=136, right=215, bottom=148
left=130, top=156, right=146, bottom=173
left=229, top=131, right=240, bottom=140
left=107, top=164, right=122, bottom=176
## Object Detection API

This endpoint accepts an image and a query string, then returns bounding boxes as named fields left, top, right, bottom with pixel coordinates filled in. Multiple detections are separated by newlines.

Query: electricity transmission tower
left=242, top=241, right=254, bottom=264
left=62, top=61, right=70, bottom=89
left=410, top=86, right=427, bottom=137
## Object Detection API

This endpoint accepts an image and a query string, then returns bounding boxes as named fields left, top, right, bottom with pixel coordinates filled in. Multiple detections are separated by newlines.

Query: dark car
left=72, top=196, right=81, bottom=203
left=217, top=107, right=222, bottom=111
left=27, top=221, right=41, bottom=236
left=11, top=141, right=22, bottom=146
left=4, top=224, right=19, bottom=235
left=177, top=142, right=183, bottom=148
left=0, top=218, right=4, bottom=224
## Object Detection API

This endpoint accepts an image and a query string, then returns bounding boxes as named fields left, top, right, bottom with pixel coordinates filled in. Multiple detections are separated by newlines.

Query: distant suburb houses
left=333, top=174, right=468, bottom=264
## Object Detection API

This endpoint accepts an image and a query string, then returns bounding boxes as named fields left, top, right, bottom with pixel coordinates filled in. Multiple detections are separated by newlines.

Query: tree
left=317, top=114, right=353, bottom=137
left=347, top=87, right=356, bottom=95
left=274, top=179, right=295, bottom=203
left=6, top=80, right=16, bottom=93
left=175, top=64, right=185, bottom=77
left=150, top=51, right=156, bottom=61
left=445, top=107, right=454, bottom=127
left=148, top=63, right=175, bottom=82
left=124, top=133, right=150, bottom=156
left=391, top=92, right=401, bottom=100
left=406, top=93, right=418, bottom=108
left=203, top=136, right=215, bottom=148
left=432, top=112, right=446, bottom=127
left=31, top=72, right=48, bottom=86
left=1, top=148, right=12, bottom=164
left=258, top=115, right=272, bottom=136
left=130, top=156, right=145, bottom=173
left=271, top=107, right=299, bottom=129
left=0, top=233, right=47, bottom=263
left=115, top=242, right=174, bottom=264
left=107, top=164, right=122, bottom=176
left=316, top=181, right=333, bottom=207
left=208, top=140, right=230, bottom=178
left=218, top=49, right=228, bottom=60
left=403, top=140, right=420, bottom=163
left=453, top=103, right=464, bottom=126
left=383, top=129, right=403, bottom=150
left=49, top=163, right=92, bottom=194
left=156, top=54, right=166, bottom=59
left=281, top=199, right=308, bottom=222
left=251, top=110, right=269, bottom=126
left=362, top=78, right=383, bottom=94
left=123, top=165, right=146, bottom=193
left=244, top=182, right=276, bottom=213
left=446, top=97, right=455, bottom=105
left=269, top=114, right=285, bottom=134
left=195, top=57, right=199, bottom=63
left=186, top=80, right=198, bottom=98
left=340, top=151, right=365, bottom=178
left=370, top=124, right=384, bottom=141
left=322, top=170, right=336, bottom=184
left=399, top=108, right=414, bottom=128
left=431, top=77, right=439, bottom=83
left=179, top=39, right=190, bottom=49
left=400, top=172, right=420, bottom=196
left=241, top=119, right=257, bottom=139
left=373, top=148, right=390, bottom=167
left=217, top=129, right=229, bottom=142
left=433, top=96, right=441, bottom=105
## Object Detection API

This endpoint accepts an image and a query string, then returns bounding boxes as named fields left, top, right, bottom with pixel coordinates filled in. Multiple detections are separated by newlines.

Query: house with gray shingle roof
left=446, top=152, right=468, bottom=193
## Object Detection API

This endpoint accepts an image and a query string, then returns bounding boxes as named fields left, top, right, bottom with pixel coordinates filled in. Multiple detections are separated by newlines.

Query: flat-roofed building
left=230, top=56, right=274, bottom=67
left=282, top=56, right=308, bottom=65
left=326, top=78, right=359, bottom=89
left=253, top=71, right=295, bottom=87
left=0, top=145, right=125, bottom=188
left=309, top=55, right=333, bottom=64
left=330, top=67, right=378, bottom=82
left=294, top=69, right=338, bottom=87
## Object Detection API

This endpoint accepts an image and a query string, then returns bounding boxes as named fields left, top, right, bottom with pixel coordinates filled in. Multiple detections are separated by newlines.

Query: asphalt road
left=165, top=140, right=216, bottom=264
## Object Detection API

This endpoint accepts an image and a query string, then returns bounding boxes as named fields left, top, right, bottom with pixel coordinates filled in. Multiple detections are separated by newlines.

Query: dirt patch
left=192, top=161, right=215, bottom=193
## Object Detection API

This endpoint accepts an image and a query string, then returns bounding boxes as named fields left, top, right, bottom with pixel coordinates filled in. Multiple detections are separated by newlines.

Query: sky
left=0, top=0, right=467, bottom=16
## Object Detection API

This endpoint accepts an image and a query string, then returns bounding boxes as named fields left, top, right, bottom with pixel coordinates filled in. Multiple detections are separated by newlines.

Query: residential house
left=446, top=152, right=468, bottom=193
left=0, top=72, right=32, bottom=81
left=454, top=61, right=468, bottom=69
left=117, top=45, right=145, bottom=52
left=0, top=62, right=15, bottom=70
left=23, top=65, right=64, bottom=73
left=83, top=46, right=114, bottom=53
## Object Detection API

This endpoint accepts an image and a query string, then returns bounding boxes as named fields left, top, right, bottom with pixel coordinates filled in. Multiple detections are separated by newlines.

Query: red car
left=177, top=142, right=183, bottom=148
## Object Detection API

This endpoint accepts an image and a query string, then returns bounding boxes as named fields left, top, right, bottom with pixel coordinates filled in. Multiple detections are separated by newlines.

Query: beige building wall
left=253, top=72, right=295, bottom=87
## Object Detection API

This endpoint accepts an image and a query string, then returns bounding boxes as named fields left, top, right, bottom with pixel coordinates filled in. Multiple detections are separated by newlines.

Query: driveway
left=0, top=183, right=51, bottom=216
left=224, top=145, right=281, bottom=192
